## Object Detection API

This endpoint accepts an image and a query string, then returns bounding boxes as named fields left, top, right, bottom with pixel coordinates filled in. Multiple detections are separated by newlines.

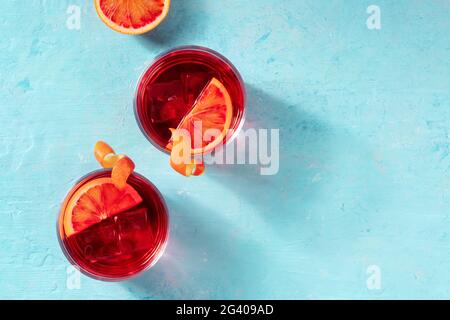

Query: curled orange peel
left=94, top=141, right=135, bottom=188
left=170, top=155, right=205, bottom=177
left=168, top=128, right=205, bottom=177
left=94, top=141, right=115, bottom=167
left=112, top=156, right=135, bottom=189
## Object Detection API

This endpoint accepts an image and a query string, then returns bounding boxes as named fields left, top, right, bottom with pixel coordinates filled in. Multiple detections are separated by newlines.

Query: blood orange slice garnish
left=168, top=78, right=233, bottom=153
left=63, top=177, right=143, bottom=237
left=94, top=0, right=171, bottom=35
left=167, top=77, right=233, bottom=176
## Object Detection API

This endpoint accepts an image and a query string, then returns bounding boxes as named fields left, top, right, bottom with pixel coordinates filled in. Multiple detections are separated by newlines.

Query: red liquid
left=58, top=170, right=169, bottom=281
left=135, top=46, right=246, bottom=152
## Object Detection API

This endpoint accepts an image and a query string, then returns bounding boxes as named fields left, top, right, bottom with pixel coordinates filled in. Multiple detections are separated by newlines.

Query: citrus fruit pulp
left=94, top=0, right=170, bottom=35
left=170, top=77, right=233, bottom=155
left=63, top=177, right=143, bottom=237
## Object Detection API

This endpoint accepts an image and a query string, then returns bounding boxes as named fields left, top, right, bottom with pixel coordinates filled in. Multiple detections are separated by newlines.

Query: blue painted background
left=1, top=0, right=449, bottom=299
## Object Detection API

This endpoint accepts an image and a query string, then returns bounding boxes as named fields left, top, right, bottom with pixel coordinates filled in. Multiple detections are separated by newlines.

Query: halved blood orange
left=63, top=177, right=143, bottom=237
left=170, top=77, right=233, bottom=155
left=94, top=0, right=170, bottom=35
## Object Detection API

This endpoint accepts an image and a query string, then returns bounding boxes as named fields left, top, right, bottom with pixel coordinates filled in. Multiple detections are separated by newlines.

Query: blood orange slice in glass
left=172, top=77, right=233, bottom=155
left=63, top=177, right=143, bottom=237
left=167, top=78, right=232, bottom=176
left=94, top=0, right=170, bottom=35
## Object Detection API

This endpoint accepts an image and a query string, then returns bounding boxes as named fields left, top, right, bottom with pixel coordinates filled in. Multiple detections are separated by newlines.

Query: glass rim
left=56, top=169, right=170, bottom=282
left=133, top=45, right=246, bottom=155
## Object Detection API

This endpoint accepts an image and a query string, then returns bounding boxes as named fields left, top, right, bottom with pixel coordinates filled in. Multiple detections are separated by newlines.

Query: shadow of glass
left=124, top=86, right=385, bottom=299
left=207, top=84, right=335, bottom=226
left=206, top=84, right=389, bottom=255
left=125, top=196, right=270, bottom=299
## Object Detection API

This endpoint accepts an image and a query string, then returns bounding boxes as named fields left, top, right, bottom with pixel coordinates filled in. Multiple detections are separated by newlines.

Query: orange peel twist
left=94, top=141, right=135, bottom=188
left=168, top=129, right=205, bottom=177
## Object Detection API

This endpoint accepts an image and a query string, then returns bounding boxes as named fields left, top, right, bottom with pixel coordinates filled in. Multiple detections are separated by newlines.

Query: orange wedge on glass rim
left=63, top=142, right=141, bottom=237
left=94, top=0, right=171, bottom=35
left=167, top=77, right=233, bottom=177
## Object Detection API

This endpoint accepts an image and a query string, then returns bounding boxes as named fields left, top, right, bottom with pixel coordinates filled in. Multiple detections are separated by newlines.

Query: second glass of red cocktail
left=57, top=142, right=169, bottom=281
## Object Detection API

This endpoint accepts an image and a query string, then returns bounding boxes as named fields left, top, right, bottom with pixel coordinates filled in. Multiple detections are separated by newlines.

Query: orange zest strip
left=169, top=155, right=205, bottom=177
left=102, top=153, right=121, bottom=168
left=191, top=160, right=205, bottom=176
left=94, top=141, right=135, bottom=188
left=94, top=141, right=115, bottom=167
left=168, top=129, right=205, bottom=177
left=112, top=156, right=135, bottom=188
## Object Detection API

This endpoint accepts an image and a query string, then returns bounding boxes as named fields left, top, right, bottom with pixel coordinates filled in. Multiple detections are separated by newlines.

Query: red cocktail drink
left=58, top=169, right=169, bottom=281
left=134, top=46, right=246, bottom=154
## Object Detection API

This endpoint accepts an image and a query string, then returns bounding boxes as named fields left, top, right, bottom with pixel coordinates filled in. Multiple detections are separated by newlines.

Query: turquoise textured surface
left=1, top=0, right=449, bottom=299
